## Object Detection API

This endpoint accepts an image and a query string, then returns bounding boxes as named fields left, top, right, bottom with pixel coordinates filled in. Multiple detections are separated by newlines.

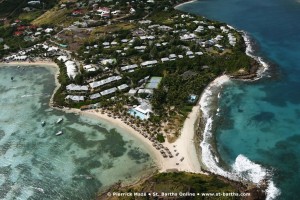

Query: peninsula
left=0, top=0, right=264, bottom=199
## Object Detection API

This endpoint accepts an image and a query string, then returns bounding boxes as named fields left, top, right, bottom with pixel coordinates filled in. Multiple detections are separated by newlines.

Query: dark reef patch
left=248, top=111, right=276, bottom=126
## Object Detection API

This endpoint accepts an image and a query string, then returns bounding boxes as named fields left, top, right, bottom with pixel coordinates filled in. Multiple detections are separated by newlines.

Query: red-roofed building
left=17, top=26, right=27, bottom=31
left=72, top=9, right=83, bottom=16
left=14, top=31, right=23, bottom=36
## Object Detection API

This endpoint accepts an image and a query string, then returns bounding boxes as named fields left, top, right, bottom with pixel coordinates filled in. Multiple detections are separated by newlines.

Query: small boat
left=41, top=121, right=46, bottom=126
left=56, top=130, right=63, bottom=136
left=56, top=118, right=63, bottom=124
left=11, top=77, right=14, bottom=81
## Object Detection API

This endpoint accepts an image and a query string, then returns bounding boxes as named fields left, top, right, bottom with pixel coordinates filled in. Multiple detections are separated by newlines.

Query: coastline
left=196, top=35, right=280, bottom=199
left=0, top=3, right=277, bottom=199
left=0, top=61, right=61, bottom=107
left=0, top=60, right=203, bottom=175
left=174, top=0, right=197, bottom=9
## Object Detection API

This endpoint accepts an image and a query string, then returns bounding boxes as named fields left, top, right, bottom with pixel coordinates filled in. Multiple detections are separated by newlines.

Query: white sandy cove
left=69, top=107, right=203, bottom=173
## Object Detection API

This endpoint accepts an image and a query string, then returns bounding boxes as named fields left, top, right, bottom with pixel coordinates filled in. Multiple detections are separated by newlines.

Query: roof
left=89, top=75, right=122, bottom=89
left=134, top=103, right=152, bottom=115
left=65, top=61, right=78, bottom=78
left=128, top=89, right=137, bottom=95
left=117, top=84, right=129, bottom=90
left=100, top=87, right=117, bottom=96
left=90, top=93, right=101, bottom=99
left=65, top=95, right=84, bottom=101
left=66, top=84, right=89, bottom=91
left=138, top=89, right=153, bottom=94
left=161, top=57, right=170, bottom=62
left=121, top=64, right=138, bottom=71
left=141, top=60, right=158, bottom=66
left=57, top=56, right=68, bottom=62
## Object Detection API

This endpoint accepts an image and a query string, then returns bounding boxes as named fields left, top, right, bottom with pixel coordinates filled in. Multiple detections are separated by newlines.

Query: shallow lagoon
left=0, top=66, right=156, bottom=199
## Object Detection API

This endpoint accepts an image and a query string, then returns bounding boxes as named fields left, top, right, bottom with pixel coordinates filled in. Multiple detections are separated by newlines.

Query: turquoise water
left=178, top=0, right=300, bottom=199
left=0, top=66, right=156, bottom=199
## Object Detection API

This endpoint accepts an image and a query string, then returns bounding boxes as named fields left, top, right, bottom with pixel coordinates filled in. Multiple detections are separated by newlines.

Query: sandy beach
left=1, top=60, right=204, bottom=174
left=61, top=107, right=203, bottom=173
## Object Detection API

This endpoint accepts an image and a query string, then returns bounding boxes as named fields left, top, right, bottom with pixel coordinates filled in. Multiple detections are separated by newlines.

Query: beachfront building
left=65, top=60, right=78, bottom=79
left=129, top=103, right=152, bottom=120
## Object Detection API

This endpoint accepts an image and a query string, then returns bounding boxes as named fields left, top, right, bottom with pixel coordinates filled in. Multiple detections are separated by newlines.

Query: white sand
left=1, top=60, right=204, bottom=173
left=75, top=109, right=202, bottom=173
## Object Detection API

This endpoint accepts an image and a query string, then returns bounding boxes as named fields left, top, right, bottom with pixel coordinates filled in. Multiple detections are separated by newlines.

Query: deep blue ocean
left=178, top=0, right=300, bottom=199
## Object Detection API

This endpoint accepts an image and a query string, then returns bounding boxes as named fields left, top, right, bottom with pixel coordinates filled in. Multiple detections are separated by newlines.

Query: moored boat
left=56, top=118, right=63, bottom=124
left=56, top=130, right=63, bottom=136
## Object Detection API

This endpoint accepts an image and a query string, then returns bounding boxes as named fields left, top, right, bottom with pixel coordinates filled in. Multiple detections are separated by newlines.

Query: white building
left=65, top=95, right=85, bottom=102
left=141, top=60, right=158, bottom=67
left=121, top=64, right=138, bottom=71
left=89, top=76, right=122, bottom=89
left=100, top=87, right=117, bottom=96
left=117, top=84, right=129, bottom=90
left=90, top=93, right=101, bottom=100
left=66, top=84, right=89, bottom=92
left=65, top=60, right=78, bottom=79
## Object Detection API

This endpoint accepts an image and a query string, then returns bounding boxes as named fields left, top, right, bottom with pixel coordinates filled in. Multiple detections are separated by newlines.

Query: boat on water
left=56, top=130, right=63, bottom=136
left=56, top=118, right=63, bottom=124
left=41, top=121, right=46, bottom=126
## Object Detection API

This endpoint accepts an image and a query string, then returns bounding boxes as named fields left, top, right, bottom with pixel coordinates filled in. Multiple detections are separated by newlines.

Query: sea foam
left=242, top=32, right=270, bottom=78
left=199, top=75, right=280, bottom=199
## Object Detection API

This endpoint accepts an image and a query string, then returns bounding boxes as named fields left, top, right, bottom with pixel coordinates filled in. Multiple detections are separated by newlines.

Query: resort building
left=65, top=95, right=85, bottom=102
left=66, top=84, right=89, bottom=92
left=100, top=87, right=117, bottom=96
left=117, top=84, right=129, bottom=91
left=90, top=93, right=101, bottom=100
left=65, top=60, right=78, bottom=79
left=120, top=64, right=138, bottom=71
left=89, top=76, right=122, bottom=89
left=141, top=60, right=158, bottom=67
left=129, top=103, right=153, bottom=120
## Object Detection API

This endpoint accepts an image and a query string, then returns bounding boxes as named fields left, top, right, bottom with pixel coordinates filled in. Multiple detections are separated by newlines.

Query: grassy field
left=18, top=11, right=44, bottom=22
left=91, top=23, right=136, bottom=35
left=32, top=8, right=76, bottom=27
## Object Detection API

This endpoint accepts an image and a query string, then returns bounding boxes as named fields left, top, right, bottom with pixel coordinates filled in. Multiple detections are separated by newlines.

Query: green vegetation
left=156, top=133, right=165, bottom=143
left=32, top=8, right=75, bottom=26
left=100, top=172, right=241, bottom=200
left=18, top=11, right=44, bottom=21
